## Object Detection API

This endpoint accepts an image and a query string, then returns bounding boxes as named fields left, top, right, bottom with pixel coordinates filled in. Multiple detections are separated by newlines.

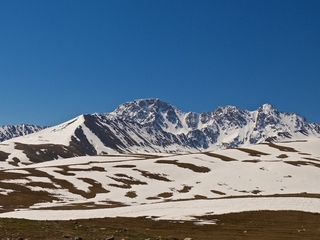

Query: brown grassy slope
left=0, top=211, right=320, bottom=239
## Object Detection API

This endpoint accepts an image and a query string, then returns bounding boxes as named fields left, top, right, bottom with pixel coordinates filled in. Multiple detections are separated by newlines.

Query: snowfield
left=0, top=138, right=319, bottom=223
left=1, top=197, right=320, bottom=222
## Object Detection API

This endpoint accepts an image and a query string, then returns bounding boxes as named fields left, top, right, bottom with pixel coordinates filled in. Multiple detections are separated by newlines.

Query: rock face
left=0, top=124, right=47, bottom=142
left=1, top=98, right=319, bottom=163
left=104, top=99, right=319, bottom=151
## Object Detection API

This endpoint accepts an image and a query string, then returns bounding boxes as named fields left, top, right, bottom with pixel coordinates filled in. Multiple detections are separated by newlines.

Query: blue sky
left=1, top=0, right=320, bottom=126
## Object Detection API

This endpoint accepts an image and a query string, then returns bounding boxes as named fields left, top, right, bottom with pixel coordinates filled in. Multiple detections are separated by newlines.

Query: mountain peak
left=115, top=98, right=174, bottom=111
left=111, top=98, right=182, bottom=124
left=259, top=103, right=277, bottom=113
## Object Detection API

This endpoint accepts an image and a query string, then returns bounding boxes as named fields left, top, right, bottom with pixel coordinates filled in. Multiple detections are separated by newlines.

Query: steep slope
left=0, top=113, right=193, bottom=164
left=0, top=115, right=119, bottom=164
left=0, top=98, right=319, bottom=164
left=0, top=124, right=47, bottom=142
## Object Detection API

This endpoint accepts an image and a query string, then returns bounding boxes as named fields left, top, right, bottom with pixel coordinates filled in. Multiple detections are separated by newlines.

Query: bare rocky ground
left=0, top=210, right=320, bottom=240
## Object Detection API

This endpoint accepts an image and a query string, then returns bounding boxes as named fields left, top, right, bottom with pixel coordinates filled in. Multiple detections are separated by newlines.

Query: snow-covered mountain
left=0, top=98, right=319, bottom=164
left=110, top=99, right=320, bottom=149
left=0, top=124, right=47, bottom=142
left=1, top=99, right=319, bottom=224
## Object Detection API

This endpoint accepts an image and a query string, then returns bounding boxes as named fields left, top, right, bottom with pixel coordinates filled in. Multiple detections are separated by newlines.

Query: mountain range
left=0, top=124, right=47, bottom=142
left=0, top=98, right=319, bottom=164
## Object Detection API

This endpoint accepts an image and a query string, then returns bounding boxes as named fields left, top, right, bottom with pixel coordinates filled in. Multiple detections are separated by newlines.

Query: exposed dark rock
left=0, top=124, right=47, bottom=142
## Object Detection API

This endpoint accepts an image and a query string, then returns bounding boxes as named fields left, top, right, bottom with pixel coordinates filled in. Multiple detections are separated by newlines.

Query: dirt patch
left=0, top=181, right=58, bottom=211
left=236, top=189, right=250, bottom=193
left=242, top=160, right=260, bottom=163
left=219, top=192, right=320, bottom=199
left=114, top=164, right=137, bottom=168
left=26, top=169, right=102, bottom=199
left=130, top=153, right=163, bottom=159
left=298, top=152, right=311, bottom=156
left=211, top=190, right=226, bottom=195
left=194, top=194, right=208, bottom=199
left=90, top=166, right=106, bottom=171
left=39, top=201, right=126, bottom=210
left=69, top=166, right=106, bottom=172
left=54, top=168, right=76, bottom=176
left=0, top=151, right=10, bottom=161
left=146, top=196, right=160, bottom=200
left=0, top=190, right=56, bottom=212
left=263, top=143, right=298, bottom=152
left=26, top=181, right=58, bottom=189
left=125, top=191, right=137, bottom=198
left=8, top=157, right=20, bottom=166
left=202, top=152, right=237, bottom=161
left=0, top=170, right=31, bottom=181
left=251, top=189, right=262, bottom=194
left=237, top=148, right=270, bottom=157
left=284, top=161, right=320, bottom=168
left=55, top=165, right=106, bottom=175
left=133, top=169, right=171, bottom=182
left=303, top=157, right=320, bottom=162
left=109, top=183, right=132, bottom=189
left=178, top=185, right=193, bottom=193
left=157, top=192, right=173, bottom=198
left=78, top=178, right=110, bottom=197
left=156, top=160, right=210, bottom=173
left=108, top=174, right=147, bottom=189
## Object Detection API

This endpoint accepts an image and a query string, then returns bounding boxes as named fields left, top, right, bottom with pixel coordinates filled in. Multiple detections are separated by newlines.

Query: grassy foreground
left=0, top=210, right=320, bottom=239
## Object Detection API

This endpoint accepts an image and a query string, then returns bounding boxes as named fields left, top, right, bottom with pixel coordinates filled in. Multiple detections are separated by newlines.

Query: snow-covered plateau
left=0, top=137, right=319, bottom=223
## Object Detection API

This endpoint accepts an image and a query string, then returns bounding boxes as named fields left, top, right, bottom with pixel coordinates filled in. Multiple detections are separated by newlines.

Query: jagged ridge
left=0, top=124, right=47, bottom=142
left=0, top=98, right=319, bottom=164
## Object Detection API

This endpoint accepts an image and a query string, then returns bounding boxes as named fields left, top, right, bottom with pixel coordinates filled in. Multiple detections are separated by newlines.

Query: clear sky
left=1, top=0, right=320, bottom=126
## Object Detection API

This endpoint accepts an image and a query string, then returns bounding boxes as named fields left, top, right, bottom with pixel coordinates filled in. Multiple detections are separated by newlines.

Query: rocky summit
left=0, top=98, right=319, bottom=163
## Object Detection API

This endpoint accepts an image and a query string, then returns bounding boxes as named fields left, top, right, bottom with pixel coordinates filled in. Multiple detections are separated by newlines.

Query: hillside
left=0, top=138, right=319, bottom=222
left=0, top=101, right=319, bottom=239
